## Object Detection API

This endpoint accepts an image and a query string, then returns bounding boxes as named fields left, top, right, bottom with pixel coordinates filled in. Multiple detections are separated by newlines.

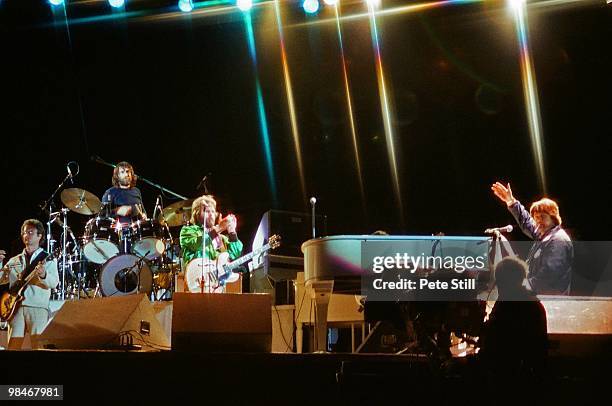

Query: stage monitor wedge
left=37, top=294, right=169, bottom=350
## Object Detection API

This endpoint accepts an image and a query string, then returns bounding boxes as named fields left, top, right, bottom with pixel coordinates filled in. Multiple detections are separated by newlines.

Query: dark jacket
left=508, top=201, right=572, bottom=295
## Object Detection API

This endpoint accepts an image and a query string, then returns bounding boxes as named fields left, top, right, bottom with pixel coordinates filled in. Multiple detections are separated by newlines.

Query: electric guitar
left=186, top=234, right=281, bottom=293
left=0, top=253, right=54, bottom=322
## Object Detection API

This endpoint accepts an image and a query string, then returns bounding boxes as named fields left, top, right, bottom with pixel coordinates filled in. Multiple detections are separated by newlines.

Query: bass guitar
left=186, top=234, right=281, bottom=293
left=0, top=253, right=54, bottom=322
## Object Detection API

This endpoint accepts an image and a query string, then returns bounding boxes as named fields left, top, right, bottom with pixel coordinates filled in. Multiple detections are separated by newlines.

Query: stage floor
left=0, top=350, right=609, bottom=404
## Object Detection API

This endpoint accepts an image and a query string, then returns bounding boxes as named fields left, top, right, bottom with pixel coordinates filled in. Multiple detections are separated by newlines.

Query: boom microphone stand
left=90, top=155, right=188, bottom=200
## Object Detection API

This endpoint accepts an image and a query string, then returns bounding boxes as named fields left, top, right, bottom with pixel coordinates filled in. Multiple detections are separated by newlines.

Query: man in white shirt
left=0, top=219, right=59, bottom=349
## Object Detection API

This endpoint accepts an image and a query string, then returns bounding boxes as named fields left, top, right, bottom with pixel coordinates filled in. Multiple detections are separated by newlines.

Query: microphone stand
left=121, top=252, right=149, bottom=296
left=201, top=205, right=206, bottom=294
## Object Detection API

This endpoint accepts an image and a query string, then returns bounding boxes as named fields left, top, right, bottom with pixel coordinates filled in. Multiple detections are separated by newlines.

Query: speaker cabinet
left=253, top=210, right=326, bottom=281
left=37, top=294, right=169, bottom=350
left=171, top=293, right=272, bottom=352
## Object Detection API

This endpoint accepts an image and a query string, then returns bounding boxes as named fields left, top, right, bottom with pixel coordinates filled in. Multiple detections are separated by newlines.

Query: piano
left=302, top=235, right=490, bottom=352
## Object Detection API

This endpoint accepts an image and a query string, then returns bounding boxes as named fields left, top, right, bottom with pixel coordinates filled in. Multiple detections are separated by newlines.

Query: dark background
left=1, top=0, right=610, bottom=257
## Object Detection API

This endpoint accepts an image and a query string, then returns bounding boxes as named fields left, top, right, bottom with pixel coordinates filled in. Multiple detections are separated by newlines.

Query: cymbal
left=159, top=199, right=193, bottom=227
left=61, top=188, right=102, bottom=215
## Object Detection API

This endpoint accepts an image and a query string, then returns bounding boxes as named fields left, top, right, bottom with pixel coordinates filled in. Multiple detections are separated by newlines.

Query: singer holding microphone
left=179, top=195, right=243, bottom=292
left=491, top=182, right=572, bottom=295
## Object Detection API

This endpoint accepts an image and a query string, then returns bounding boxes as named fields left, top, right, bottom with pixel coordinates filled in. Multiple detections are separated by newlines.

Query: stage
left=1, top=349, right=610, bottom=404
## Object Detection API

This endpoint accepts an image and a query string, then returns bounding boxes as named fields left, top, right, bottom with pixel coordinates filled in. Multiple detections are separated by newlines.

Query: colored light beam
left=50, top=2, right=91, bottom=156
left=274, top=0, right=307, bottom=203
left=289, top=0, right=482, bottom=29
left=243, top=11, right=279, bottom=205
left=333, top=3, right=366, bottom=214
left=511, top=0, right=547, bottom=193
left=366, top=1, right=404, bottom=226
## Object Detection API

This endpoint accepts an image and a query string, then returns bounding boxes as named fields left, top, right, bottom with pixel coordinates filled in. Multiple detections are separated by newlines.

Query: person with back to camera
left=479, top=256, right=547, bottom=379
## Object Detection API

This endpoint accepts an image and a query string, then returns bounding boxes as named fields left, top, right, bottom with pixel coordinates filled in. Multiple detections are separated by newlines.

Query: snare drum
left=130, top=219, right=170, bottom=260
left=82, top=217, right=120, bottom=264
left=98, top=254, right=152, bottom=297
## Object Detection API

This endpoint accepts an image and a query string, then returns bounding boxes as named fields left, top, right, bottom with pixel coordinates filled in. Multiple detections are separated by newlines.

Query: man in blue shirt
left=101, top=161, right=147, bottom=225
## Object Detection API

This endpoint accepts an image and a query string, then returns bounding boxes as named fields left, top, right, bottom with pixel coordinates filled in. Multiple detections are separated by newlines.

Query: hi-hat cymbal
left=159, top=199, right=193, bottom=227
left=60, top=188, right=102, bottom=215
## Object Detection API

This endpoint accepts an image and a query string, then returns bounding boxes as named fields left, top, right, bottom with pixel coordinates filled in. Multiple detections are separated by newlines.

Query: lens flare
left=333, top=3, right=366, bottom=213
left=511, top=0, right=547, bottom=193
left=274, top=0, right=307, bottom=202
left=109, top=0, right=125, bottom=8
left=367, top=1, right=404, bottom=225
left=243, top=12, right=278, bottom=204
left=178, top=0, right=193, bottom=12
left=237, top=0, right=253, bottom=11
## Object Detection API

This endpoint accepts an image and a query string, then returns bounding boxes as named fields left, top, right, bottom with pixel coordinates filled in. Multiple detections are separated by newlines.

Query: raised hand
left=217, top=214, right=237, bottom=234
left=491, top=182, right=516, bottom=206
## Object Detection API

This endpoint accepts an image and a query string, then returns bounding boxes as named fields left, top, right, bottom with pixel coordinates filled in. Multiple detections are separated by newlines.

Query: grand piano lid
left=302, top=234, right=491, bottom=251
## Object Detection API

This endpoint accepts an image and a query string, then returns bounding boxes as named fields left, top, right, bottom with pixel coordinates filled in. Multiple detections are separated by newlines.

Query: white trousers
left=8, top=305, right=49, bottom=344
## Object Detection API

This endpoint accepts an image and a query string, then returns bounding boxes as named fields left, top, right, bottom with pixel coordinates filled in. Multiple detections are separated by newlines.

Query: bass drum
left=99, top=254, right=152, bottom=297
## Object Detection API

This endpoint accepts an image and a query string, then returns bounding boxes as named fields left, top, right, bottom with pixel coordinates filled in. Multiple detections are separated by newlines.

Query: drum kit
left=50, top=188, right=194, bottom=301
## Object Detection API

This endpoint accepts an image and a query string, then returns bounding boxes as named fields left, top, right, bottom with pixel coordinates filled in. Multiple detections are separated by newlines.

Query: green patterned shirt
left=179, top=224, right=243, bottom=265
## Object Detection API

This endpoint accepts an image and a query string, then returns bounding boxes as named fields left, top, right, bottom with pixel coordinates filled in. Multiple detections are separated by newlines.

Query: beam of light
left=510, top=0, right=547, bottom=193
left=48, top=0, right=64, bottom=6
left=178, top=0, right=194, bottom=12
left=289, top=0, right=482, bottom=29
left=44, top=1, right=238, bottom=27
left=243, top=11, right=279, bottom=205
left=333, top=3, right=366, bottom=214
left=49, top=2, right=92, bottom=157
left=274, top=0, right=307, bottom=203
left=366, top=0, right=404, bottom=226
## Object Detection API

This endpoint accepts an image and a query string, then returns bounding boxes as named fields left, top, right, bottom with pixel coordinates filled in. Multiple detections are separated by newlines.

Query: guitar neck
left=225, top=243, right=271, bottom=272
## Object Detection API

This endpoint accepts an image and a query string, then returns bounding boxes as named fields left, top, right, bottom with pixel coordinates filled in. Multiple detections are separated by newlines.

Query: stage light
left=508, top=0, right=525, bottom=10
left=365, top=0, right=381, bottom=8
left=48, top=0, right=64, bottom=5
left=303, top=0, right=320, bottom=14
left=108, top=0, right=125, bottom=8
left=178, top=0, right=193, bottom=12
left=237, top=0, right=252, bottom=12
left=323, top=0, right=337, bottom=5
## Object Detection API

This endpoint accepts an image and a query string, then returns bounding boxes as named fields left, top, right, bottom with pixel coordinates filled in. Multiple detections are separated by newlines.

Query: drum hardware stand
left=119, top=251, right=149, bottom=295
left=46, top=211, right=61, bottom=255
left=59, top=208, right=71, bottom=300
left=39, top=164, right=78, bottom=299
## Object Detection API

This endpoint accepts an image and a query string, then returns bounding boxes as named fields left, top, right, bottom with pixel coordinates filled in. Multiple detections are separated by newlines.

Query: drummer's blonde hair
left=190, top=195, right=217, bottom=225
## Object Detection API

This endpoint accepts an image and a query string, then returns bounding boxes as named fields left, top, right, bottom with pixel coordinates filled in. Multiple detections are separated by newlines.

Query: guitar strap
left=19, top=251, right=49, bottom=282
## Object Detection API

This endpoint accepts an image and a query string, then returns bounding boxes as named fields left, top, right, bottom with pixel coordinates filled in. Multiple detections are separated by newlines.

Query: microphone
left=309, top=197, right=317, bottom=239
left=484, top=225, right=513, bottom=234
left=66, top=163, right=74, bottom=184
left=90, top=155, right=104, bottom=164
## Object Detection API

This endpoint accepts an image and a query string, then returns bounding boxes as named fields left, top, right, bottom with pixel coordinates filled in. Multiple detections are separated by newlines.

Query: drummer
left=102, top=161, right=147, bottom=225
